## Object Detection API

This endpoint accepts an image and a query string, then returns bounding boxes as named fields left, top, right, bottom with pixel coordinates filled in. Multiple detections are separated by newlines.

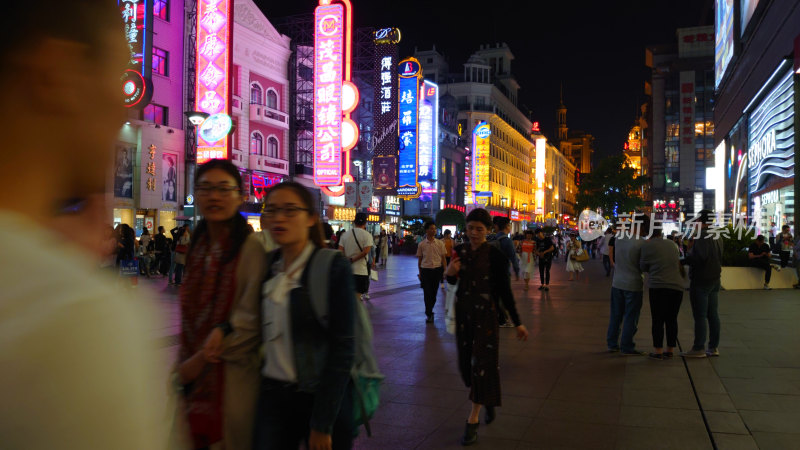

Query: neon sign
left=472, top=122, right=491, bottom=197
left=397, top=57, right=421, bottom=198
left=196, top=0, right=232, bottom=163
left=119, top=0, right=153, bottom=109
left=313, top=0, right=358, bottom=195
left=418, top=80, right=438, bottom=201
left=198, top=113, right=233, bottom=144
left=372, top=27, right=400, bottom=194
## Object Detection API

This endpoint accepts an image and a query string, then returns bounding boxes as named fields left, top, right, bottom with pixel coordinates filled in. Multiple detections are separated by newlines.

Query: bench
left=720, top=266, right=799, bottom=290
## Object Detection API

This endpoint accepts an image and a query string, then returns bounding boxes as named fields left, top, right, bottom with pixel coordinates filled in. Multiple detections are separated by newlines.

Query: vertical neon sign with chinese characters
left=472, top=122, right=491, bottom=198
left=397, top=57, right=421, bottom=198
left=372, top=28, right=400, bottom=195
left=119, top=0, right=153, bottom=109
left=196, top=0, right=232, bottom=164
left=418, top=80, right=438, bottom=201
left=535, top=138, right=546, bottom=215
left=313, top=4, right=344, bottom=187
left=313, top=0, right=358, bottom=196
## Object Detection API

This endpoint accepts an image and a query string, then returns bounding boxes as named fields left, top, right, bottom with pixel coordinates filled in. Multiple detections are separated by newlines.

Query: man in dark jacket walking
left=683, top=210, right=723, bottom=358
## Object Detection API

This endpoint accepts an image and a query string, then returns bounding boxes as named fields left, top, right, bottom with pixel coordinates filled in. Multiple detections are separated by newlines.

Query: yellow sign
left=367, top=214, right=381, bottom=223
left=331, top=207, right=356, bottom=222
left=473, top=123, right=491, bottom=194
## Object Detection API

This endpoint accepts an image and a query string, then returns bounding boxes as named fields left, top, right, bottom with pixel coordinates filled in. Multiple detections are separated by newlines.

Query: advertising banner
left=748, top=68, right=794, bottom=194
left=344, top=181, right=357, bottom=208
left=397, top=57, right=421, bottom=198
left=372, top=29, right=400, bottom=194
left=359, top=182, right=373, bottom=209
left=162, top=153, right=178, bottom=203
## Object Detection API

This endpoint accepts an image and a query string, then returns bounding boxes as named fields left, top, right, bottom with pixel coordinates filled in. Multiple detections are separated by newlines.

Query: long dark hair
left=264, top=181, right=325, bottom=248
left=190, top=159, right=251, bottom=263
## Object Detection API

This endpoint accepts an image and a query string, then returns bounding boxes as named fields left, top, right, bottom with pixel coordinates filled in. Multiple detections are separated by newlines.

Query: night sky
left=255, top=0, right=713, bottom=163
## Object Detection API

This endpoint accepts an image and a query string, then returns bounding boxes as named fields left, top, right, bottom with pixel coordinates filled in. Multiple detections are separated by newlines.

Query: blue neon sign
left=397, top=74, right=419, bottom=197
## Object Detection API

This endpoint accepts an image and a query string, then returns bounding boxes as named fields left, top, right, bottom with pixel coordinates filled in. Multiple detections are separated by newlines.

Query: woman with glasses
left=445, top=208, right=528, bottom=446
left=249, top=182, right=356, bottom=450
left=177, top=159, right=267, bottom=450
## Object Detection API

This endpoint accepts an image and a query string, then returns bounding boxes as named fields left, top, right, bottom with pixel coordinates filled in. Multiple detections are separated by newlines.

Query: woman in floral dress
left=445, top=208, right=529, bottom=446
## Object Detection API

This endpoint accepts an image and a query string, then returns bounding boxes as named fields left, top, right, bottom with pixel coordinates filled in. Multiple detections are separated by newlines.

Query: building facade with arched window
left=232, top=0, right=292, bottom=218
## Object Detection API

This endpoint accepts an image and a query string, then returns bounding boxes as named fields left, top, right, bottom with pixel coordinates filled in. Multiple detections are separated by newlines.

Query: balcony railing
left=249, top=154, right=289, bottom=175
left=232, top=95, right=244, bottom=115
left=250, top=103, right=289, bottom=128
left=231, top=148, right=245, bottom=167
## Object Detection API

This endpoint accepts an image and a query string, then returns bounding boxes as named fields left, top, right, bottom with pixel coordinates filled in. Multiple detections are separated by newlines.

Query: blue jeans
left=606, top=287, right=644, bottom=352
left=689, top=280, right=721, bottom=351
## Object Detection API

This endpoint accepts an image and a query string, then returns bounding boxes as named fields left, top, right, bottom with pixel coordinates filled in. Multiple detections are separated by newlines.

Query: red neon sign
left=196, top=0, right=232, bottom=163
left=532, top=121, right=540, bottom=132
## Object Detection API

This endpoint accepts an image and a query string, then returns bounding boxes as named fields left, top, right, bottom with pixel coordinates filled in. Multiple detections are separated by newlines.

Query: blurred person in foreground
left=178, top=159, right=265, bottom=449
left=0, top=2, right=177, bottom=448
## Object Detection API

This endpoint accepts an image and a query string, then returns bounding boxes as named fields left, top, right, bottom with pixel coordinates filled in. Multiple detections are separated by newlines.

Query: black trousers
left=421, top=267, right=443, bottom=316
left=539, top=258, right=552, bottom=285
left=752, top=259, right=772, bottom=283
left=649, top=288, right=683, bottom=348
left=253, top=378, right=354, bottom=450
left=780, top=251, right=790, bottom=268
left=602, top=255, right=611, bottom=276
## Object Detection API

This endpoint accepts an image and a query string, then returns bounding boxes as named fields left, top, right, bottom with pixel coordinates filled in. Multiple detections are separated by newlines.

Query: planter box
left=720, top=266, right=798, bottom=290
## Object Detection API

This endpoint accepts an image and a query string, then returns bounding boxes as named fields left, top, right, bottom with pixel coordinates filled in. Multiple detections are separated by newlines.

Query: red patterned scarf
left=179, top=232, right=240, bottom=448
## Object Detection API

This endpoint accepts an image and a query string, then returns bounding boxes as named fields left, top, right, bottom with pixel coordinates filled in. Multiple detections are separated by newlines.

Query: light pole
left=184, top=111, right=209, bottom=226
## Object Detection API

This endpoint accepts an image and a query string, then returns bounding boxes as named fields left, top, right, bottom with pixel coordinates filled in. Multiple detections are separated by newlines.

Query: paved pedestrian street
left=147, top=253, right=800, bottom=450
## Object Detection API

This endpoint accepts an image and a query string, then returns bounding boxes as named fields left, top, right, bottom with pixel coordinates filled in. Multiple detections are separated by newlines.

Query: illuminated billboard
left=418, top=80, right=438, bottom=201
left=747, top=67, right=794, bottom=194
left=397, top=57, right=421, bottom=198
left=535, top=137, right=546, bottom=216
left=119, top=0, right=153, bottom=109
left=740, top=0, right=761, bottom=36
left=313, top=0, right=358, bottom=196
left=372, top=28, right=400, bottom=194
left=472, top=122, right=491, bottom=198
left=313, top=3, right=344, bottom=187
left=714, top=0, right=734, bottom=89
left=196, top=0, right=232, bottom=163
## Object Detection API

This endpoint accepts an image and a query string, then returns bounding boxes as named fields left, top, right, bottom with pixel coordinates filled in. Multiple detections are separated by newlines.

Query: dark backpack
left=265, top=248, right=384, bottom=437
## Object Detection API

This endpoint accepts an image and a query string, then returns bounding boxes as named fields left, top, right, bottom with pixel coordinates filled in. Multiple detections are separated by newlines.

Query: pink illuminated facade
left=196, top=0, right=233, bottom=163
left=111, top=0, right=187, bottom=235
left=231, top=0, right=292, bottom=212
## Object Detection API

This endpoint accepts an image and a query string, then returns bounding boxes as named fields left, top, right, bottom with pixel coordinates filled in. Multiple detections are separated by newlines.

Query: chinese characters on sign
left=313, top=4, right=345, bottom=187
left=472, top=122, right=491, bottom=198
left=119, top=0, right=152, bottom=108
left=418, top=80, right=438, bottom=203
left=678, top=71, right=695, bottom=191
left=612, top=213, right=757, bottom=241
left=196, top=0, right=231, bottom=163
left=397, top=57, right=421, bottom=198
left=146, top=144, right=157, bottom=191
left=372, top=30, right=400, bottom=194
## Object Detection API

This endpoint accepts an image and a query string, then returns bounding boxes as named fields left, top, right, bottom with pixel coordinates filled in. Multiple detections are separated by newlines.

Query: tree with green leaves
left=576, top=154, right=649, bottom=218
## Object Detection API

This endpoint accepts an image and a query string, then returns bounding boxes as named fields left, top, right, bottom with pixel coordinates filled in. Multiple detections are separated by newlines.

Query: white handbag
left=444, top=281, right=458, bottom=334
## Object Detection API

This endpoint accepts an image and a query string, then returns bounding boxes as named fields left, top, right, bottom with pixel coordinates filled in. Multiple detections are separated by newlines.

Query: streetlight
left=185, top=110, right=210, bottom=127
left=184, top=111, right=210, bottom=226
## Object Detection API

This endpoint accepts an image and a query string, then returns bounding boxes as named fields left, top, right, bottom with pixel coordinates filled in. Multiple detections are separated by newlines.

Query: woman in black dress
left=445, top=208, right=529, bottom=446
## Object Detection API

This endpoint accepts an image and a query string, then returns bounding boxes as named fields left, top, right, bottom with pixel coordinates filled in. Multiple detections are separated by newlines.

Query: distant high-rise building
left=645, top=25, right=715, bottom=224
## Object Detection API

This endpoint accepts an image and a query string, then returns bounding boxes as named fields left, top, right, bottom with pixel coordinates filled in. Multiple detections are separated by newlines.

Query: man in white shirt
left=417, top=221, right=447, bottom=323
left=338, top=213, right=374, bottom=301
left=0, top=4, right=177, bottom=448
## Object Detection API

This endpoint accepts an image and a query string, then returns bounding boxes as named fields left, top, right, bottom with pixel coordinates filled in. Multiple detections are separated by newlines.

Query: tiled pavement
left=143, top=249, right=800, bottom=449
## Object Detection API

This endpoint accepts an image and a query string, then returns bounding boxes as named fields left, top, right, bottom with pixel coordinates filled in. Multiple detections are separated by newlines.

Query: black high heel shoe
left=461, top=422, right=479, bottom=446
left=484, top=406, right=496, bottom=424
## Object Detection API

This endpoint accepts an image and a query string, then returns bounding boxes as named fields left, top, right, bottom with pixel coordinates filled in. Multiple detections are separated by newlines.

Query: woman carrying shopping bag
left=445, top=208, right=528, bottom=446
left=566, top=234, right=587, bottom=281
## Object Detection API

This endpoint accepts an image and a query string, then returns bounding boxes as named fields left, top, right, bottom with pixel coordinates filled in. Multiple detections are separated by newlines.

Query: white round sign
left=578, top=210, right=608, bottom=241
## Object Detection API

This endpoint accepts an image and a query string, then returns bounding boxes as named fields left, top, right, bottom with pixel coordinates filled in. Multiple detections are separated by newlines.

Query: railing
left=231, top=148, right=245, bottom=167
left=232, top=96, right=244, bottom=115
left=249, top=154, right=289, bottom=175
left=250, top=103, right=289, bottom=127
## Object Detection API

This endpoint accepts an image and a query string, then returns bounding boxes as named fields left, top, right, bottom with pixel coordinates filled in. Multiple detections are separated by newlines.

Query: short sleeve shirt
left=748, top=242, right=770, bottom=257
left=417, top=238, right=447, bottom=269
left=339, top=228, right=374, bottom=276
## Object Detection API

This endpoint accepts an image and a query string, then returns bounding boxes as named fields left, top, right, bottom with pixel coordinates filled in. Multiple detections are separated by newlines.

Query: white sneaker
left=764, top=284, right=772, bottom=290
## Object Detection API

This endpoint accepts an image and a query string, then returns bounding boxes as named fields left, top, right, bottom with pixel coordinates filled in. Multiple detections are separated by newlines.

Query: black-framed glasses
left=195, top=185, right=240, bottom=196
left=263, top=206, right=310, bottom=218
